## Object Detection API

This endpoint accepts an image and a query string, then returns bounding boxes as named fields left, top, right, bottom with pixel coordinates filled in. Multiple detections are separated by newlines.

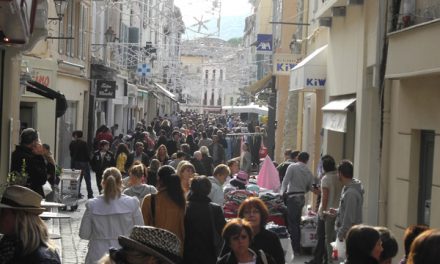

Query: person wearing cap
left=10, top=128, right=48, bottom=197
left=230, top=171, right=249, bottom=190
left=0, top=185, right=61, bottom=263
left=98, top=226, right=182, bottom=264
left=79, top=167, right=143, bottom=264
left=91, top=140, right=116, bottom=194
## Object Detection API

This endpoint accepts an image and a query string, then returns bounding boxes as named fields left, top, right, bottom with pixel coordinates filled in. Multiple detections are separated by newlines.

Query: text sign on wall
left=273, top=53, right=299, bottom=76
left=96, top=80, right=116, bottom=99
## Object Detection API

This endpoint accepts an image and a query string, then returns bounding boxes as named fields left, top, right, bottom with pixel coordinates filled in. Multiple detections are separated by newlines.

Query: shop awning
left=247, top=73, right=272, bottom=95
left=222, top=103, right=268, bottom=115
left=26, top=80, right=67, bottom=118
left=321, top=98, right=356, bottom=133
left=290, top=45, right=327, bottom=91
left=154, top=82, right=176, bottom=99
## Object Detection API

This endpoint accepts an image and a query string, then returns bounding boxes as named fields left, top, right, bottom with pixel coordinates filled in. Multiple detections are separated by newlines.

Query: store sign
left=273, top=53, right=299, bottom=76
left=256, top=34, right=272, bottom=53
left=31, top=69, right=52, bottom=87
left=96, top=80, right=116, bottom=99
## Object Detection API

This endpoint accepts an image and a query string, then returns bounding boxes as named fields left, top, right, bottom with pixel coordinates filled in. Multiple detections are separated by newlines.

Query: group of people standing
left=278, top=148, right=440, bottom=264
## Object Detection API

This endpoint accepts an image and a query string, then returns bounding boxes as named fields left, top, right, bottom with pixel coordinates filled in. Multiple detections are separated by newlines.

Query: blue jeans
left=72, top=161, right=93, bottom=198
left=286, top=195, right=305, bottom=254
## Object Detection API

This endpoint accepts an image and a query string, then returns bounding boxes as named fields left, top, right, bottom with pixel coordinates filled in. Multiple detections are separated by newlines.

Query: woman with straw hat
left=0, top=185, right=61, bottom=263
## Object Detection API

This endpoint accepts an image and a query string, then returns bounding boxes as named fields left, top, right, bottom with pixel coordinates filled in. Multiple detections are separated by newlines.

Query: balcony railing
left=90, top=43, right=157, bottom=72
left=393, top=0, right=440, bottom=31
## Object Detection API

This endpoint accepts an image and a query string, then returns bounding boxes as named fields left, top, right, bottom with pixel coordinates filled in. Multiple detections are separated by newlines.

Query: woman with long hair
left=141, top=165, right=186, bottom=255
left=217, top=218, right=276, bottom=264
left=407, top=229, right=440, bottom=264
left=153, top=144, right=170, bottom=166
left=0, top=185, right=60, bottom=263
left=79, top=167, right=143, bottom=264
left=237, top=197, right=285, bottom=264
left=115, top=143, right=130, bottom=175
left=176, top=161, right=195, bottom=195
left=345, top=225, right=383, bottom=264
left=184, top=176, right=226, bottom=264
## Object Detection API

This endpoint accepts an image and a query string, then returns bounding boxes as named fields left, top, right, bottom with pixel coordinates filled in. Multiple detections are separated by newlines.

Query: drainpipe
left=378, top=0, right=400, bottom=226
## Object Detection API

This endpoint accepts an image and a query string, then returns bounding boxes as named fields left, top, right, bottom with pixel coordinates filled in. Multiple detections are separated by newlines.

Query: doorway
left=418, top=130, right=435, bottom=226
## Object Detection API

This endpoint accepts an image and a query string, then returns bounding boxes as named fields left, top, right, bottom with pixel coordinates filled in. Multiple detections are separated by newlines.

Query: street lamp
left=48, top=0, right=68, bottom=20
left=104, top=27, right=117, bottom=43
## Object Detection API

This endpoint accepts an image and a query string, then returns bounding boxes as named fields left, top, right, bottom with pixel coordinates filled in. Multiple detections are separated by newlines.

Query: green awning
left=246, top=73, right=272, bottom=95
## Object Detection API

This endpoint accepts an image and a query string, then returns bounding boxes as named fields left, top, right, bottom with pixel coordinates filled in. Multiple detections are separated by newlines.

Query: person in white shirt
left=79, top=167, right=143, bottom=264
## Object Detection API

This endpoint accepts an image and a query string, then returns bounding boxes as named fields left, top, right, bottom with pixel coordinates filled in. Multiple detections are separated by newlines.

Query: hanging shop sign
left=273, top=53, right=300, bottom=76
left=96, top=80, right=116, bottom=99
left=256, top=34, right=272, bottom=53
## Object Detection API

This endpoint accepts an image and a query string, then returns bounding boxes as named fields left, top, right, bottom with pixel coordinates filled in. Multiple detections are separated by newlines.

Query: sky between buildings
left=175, top=0, right=253, bottom=40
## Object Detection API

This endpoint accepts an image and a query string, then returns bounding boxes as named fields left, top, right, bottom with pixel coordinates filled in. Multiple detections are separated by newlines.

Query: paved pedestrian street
left=49, top=173, right=313, bottom=264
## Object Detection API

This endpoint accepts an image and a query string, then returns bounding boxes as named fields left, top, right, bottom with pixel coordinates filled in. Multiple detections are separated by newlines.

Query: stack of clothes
left=223, top=189, right=256, bottom=218
left=259, top=192, right=286, bottom=216
left=259, top=192, right=287, bottom=226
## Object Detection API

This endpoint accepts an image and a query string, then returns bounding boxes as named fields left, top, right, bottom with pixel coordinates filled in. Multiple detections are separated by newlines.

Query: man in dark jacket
left=166, top=131, right=181, bottom=156
left=70, top=130, right=93, bottom=198
left=10, top=128, right=48, bottom=197
left=125, top=142, right=150, bottom=170
left=90, top=140, right=115, bottom=194
left=208, top=135, right=225, bottom=166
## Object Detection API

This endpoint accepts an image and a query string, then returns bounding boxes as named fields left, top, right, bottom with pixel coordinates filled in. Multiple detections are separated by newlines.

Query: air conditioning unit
left=319, top=18, right=332, bottom=28
left=347, top=0, right=363, bottom=5
left=332, top=6, right=346, bottom=17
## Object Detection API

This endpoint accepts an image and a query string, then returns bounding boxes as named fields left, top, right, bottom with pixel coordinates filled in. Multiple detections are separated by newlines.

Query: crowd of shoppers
left=3, top=111, right=440, bottom=264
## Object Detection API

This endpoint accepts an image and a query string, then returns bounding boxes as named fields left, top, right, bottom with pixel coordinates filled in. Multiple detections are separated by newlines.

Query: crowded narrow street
left=1, top=0, right=440, bottom=264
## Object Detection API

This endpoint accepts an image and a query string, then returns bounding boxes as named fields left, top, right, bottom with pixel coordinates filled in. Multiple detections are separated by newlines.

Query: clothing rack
left=225, top=132, right=264, bottom=137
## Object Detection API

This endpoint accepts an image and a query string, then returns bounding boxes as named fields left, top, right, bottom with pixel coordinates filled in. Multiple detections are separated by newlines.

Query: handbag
left=259, top=141, right=268, bottom=158
left=42, top=181, right=53, bottom=196
left=208, top=204, right=224, bottom=258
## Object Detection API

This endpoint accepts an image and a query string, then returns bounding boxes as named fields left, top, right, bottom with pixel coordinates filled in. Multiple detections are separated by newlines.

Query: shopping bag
left=331, top=239, right=346, bottom=262
left=42, top=181, right=53, bottom=196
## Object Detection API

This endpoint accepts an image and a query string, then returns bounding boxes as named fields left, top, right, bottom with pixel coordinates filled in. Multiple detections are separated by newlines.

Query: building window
left=210, top=89, right=214, bottom=105
left=78, top=4, right=88, bottom=60
left=212, top=69, right=216, bottom=81
left=220, top=69, right=223, bottom=81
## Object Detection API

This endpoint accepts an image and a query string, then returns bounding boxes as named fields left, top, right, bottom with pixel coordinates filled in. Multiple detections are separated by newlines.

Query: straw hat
left=118, top=226, right=181, bottom=264
left=0, top=185, right=45, bottom=214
